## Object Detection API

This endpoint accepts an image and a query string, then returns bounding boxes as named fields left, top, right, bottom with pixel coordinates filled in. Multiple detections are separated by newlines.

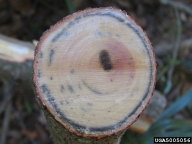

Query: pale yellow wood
left=129, top=115, right=151, bottom=134
left=33, top=7, right=156, bottom=143
left=129, top=90, right=167, bottom=133
left=0, top=34, right=34, bottom=63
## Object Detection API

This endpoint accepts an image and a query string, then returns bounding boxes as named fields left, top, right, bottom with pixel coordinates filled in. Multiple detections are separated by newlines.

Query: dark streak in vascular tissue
left=48, top=49, right=54, bottom=66
left=116, top=34, right=120, bottom=37
left=87, top=103, right=92, bottom=106
left=60, top=101, right=63, bottom=105
left=40, top=85, right=86, bottom=131
left=107, top=32, right=111, bottom=36
left=99, top=50, right=113, bottom=71
left=37, top=11, right=153, bottom=134
left=78, top=84, right=82, bottom=90
left=68, top=85, right=75, bottom=93
left=39, top=52, right=43, bottom=59
left=83, top=80, right=102, bottom=95
left=41, top=84, right=54, bottom=102
left=37, top=69, right=41, bottom=78
left=66, top=100, right=70, bottom=104
left=96, top=31, right=121, bottom=38
left=52, top=29, right=68, bottom=42
left=75, top=16, right=81, bottom=21
left=81, top=107, right=89, bottom=112
left=59, top=100, right=69, bottom=105
left=51, top=20, right=76, bottom=42
left=68, top=21, right=75, bottom=27
left=96, top=32, right=102, bottom=36
left=60, top=85, right=65, bottom=93
left=70, top=69, right=75, bottom=74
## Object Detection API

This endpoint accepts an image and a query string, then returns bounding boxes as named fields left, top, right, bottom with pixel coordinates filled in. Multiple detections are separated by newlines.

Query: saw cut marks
left=33, top=7, right=156, bottom=137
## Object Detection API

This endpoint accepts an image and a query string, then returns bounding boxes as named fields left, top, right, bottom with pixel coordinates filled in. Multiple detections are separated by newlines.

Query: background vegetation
left=0, top=0, right=192, bottom=144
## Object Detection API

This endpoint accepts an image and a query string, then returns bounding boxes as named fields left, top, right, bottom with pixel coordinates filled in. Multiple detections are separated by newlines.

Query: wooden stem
left=33, top=7, right=156, bottom=144
left=0, top=34, right=34, bottom=82
left=37, top=98, right=122, bottom=144
left=0, top=34, right=34, bottom=115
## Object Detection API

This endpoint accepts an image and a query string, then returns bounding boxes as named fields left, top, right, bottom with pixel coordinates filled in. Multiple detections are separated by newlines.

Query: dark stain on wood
left=48, top=49, right=54, bottom=66
left=60, top=101, right=63, bottom=105
left=87, top=103, right=92, bottom=106
left=84, top=12, right=125, bottom=23
left=52, top=29, right=68, bottom=42
left=107, top=32, right=111, bottom=36
left=37, top=11, right=154, bottom=134
left=70, top=69, right=75, bottom=74
left=40, top=85, right=145, bottom=134
left=81, top=107, right=87, bottom=112
left=99, top=50, right=113, bottom=71
left=70, top=122, right=86, bottom=132
left=68, top=21, right=75, bottom=27
left=66, top=100, right=70, bottom=104
left=83, top=80, right=102, bottom=95
left=37, top=69, right=41, bottom=78
left=75, top=16, right=81, bottom=21
left=89, top=126, right=111, bottom=133
left=41, top=84, right=54, bottom=102
left=39, top=52, right=43, bottom=59
left=78, top=84, right=82, bottom=90
left=68, top=85, right=75, bottom=93
left=91, top=12, right=153, bottom=102
left=40, top=85, right=87, bottom=131
left=116, top=34, right=120, bottom=37
left=96, top=32, right=102, bottom=36
left=60, top=85, right=65, bottom=93
left=101, top=101, right=144, bottom=133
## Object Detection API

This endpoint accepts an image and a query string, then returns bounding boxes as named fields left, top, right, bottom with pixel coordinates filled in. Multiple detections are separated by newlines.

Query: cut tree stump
left=33, top=7, right=156, bottom=144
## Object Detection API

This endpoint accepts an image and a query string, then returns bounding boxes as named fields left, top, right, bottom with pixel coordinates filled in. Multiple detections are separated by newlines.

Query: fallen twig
left=14, top=111, right=37, bottom=144
left=154, top=37, right=192, bottom=56
left=0, top=78, right=16, bottom=114
left=164, top=8, right=181, bottom=94
left=0, top=104, right=12, bottom=144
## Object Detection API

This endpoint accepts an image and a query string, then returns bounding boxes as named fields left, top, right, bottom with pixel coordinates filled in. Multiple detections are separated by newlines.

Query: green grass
left=65, top=0, right=75, bottom=14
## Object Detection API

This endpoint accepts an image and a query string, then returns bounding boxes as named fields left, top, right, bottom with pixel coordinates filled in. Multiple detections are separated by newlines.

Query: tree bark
left=33, top=7, right=156, bottom=144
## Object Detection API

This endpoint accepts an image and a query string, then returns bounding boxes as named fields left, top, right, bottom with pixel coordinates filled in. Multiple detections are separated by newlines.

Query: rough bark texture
left=0, top=59, right=33, bottom=81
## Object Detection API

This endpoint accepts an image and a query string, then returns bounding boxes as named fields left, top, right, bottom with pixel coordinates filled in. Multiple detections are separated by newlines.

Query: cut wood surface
left=33, top=7, right=156, bottom=143
left=0, top=34, right=34, bottom=63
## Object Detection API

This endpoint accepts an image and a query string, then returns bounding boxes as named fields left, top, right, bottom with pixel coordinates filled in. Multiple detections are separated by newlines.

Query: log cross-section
left=33, top=7, right=156, bottom=144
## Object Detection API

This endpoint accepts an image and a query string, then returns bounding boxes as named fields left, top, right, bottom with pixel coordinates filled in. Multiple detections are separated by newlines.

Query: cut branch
left=33, top=7, right=156, bottom=144
left=0, top=34, right=34, bottom=63
left=0, top=34, right=34, bottom=82
left=0, top=34, right=34, bottom=115
left=0, top=104, right=12, bottom=144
